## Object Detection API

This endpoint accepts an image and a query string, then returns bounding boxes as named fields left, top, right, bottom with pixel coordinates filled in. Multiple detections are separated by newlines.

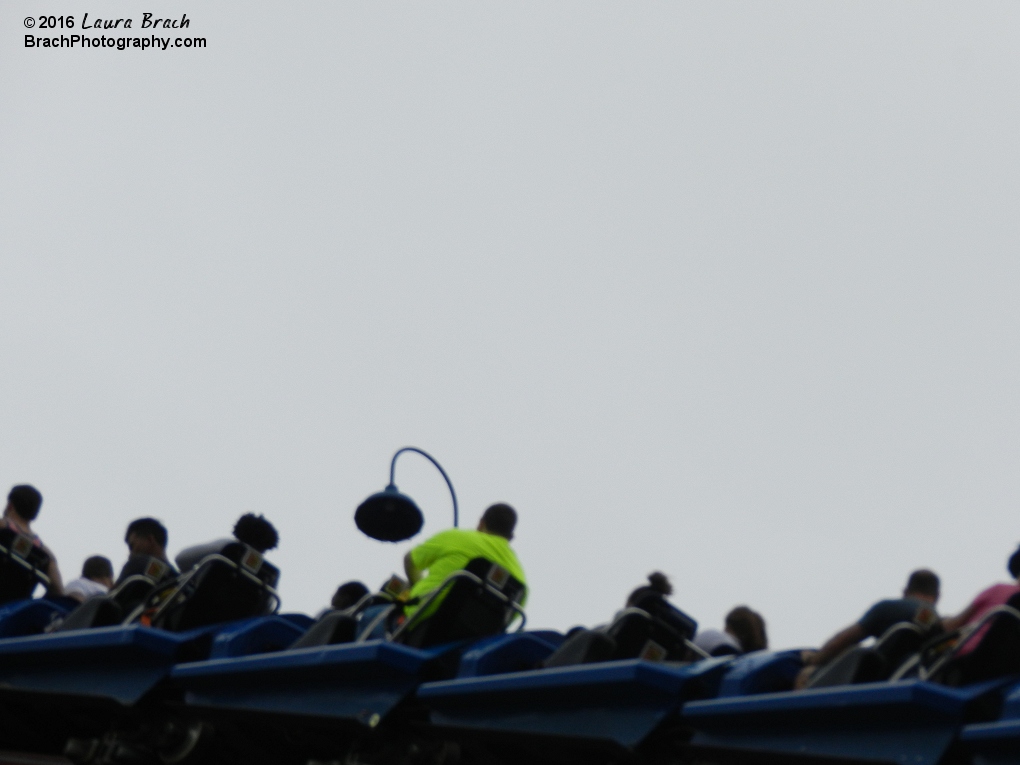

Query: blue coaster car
left=0, top=597, right=72, bottom=638
left=166, top=558, right=529, bottom=765
left=681, top=594, right=1020, bottom=765
left=417, top=595, right=748, bottom=764
left=684, top=677, right=1012, bottom=765
left=0, top=545, right=297, bottom=763
left=961, top=681, right=1020, bottom=765
left=948, top=596, right=1020, bottom=765
left=421, top=655, right=733, bottom=764
left=0, top=624, right=225, bottom=757
left=171, top=638, right=464, bottom=765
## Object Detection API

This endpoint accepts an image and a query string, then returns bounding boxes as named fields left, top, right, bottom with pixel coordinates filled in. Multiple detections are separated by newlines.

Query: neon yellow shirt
left=408, top=529, right=527, bottom=613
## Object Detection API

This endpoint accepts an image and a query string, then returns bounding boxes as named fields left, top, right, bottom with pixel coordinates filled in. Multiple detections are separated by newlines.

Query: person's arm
left=41, top=545, right=63, bottom=597
left=404, top=551, right=422, bottom=585
left=942, top=601, right=980, bottom=633
left=807, top=623, right=867, bottom=667
left=794, top=623, right=867, bottom=690
left=404, top=533, right=447, bottom=587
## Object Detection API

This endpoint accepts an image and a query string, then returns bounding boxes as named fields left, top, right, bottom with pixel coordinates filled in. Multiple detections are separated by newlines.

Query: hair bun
left=647, top=571, right=672, bottom=596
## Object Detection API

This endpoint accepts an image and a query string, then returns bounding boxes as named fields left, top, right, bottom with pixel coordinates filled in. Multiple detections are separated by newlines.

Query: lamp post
left=354, top=447, right=459, bottom=542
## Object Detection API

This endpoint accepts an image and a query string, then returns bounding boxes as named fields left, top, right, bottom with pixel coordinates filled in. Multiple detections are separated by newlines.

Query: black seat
left=290, top=610, right=360, bottom=649
left=289, top=592, right=397, bottom=649
left=55, top=557, right=173, bottom=632
left=144, top=542, right=280, bottom=632
left=394, top=558, right=526, bottom=649
left=0, top=527, right=51, bottom=605
left=543, top=598, right=699, bottom=668
left=608, top=608, right=695, bottom=661
left=621, top=590, right=698, bottom=658
left=808, top=622, right=932, bottom=688
left=929, top=592, right=1020, bottom=686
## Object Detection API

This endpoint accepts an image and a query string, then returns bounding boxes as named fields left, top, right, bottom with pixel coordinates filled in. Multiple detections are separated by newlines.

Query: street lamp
left=354, top=447, right=459, bottom=542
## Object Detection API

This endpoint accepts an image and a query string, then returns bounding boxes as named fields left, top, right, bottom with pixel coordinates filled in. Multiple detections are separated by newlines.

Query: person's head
left=233, top=513, right=279, bottom=553
left=904, top=569, right=940, bottom=604
left=626, top=571, right=673, bottom=608
left=1008, top=546, right=1020, bottom=582
left=725, top=606, right=768, bottom=653
left=6, top=485, right=42, bottom=523
left=125, top=518, right=169, bottom=558
left=82, top=556, right=114, bottom=588
left=331, top=581, right=369, bottom=611
left=478, top=503, right=517, bottom=540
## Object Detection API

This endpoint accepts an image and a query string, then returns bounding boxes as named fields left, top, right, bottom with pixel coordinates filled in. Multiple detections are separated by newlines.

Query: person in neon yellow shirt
left=403, top=503, right=527, bottom=616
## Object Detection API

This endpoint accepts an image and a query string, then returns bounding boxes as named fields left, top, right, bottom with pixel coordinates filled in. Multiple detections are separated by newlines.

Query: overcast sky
left=2, top=2, right=1019, bottom=649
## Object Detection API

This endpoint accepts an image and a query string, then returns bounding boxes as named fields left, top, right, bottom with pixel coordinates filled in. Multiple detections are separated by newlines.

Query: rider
left=694, top=606, right=769, bottom=656
left=403, top=503, right=526, bottom=616
left=2, top=485, right=63, bottom=596
left=64, top=556, right=115, bottom=602
left=174, top=513, right=279, bottom=572
left=796, top=569, right=940, bottom=688
left=941, top=545, right=1020, bottom=655
left=117, top=518, right=177, bottom=585
left=331, top=581, right=370, bottom=611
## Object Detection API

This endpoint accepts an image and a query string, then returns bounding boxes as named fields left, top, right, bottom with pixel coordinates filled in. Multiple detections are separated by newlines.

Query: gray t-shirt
left=175, top=539, right=233, bottom=573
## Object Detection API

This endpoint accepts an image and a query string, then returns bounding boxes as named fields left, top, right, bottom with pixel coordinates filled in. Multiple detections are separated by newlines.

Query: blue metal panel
left=959, top=680, right=1020, bottom=765
left=0, top=600, right=70, bottom=638
left=0, top=625, right=211, bottom=706
left=421, top=657, right=732, bottom=750
left=455, top=632, right=562, bottom=678
left=715, top=650, right=804, bottom=697
left=174, top=640, right=457, bottom=727
left=207, top=616, right=307, bottom=659
left=685, top=679, right=1011, bottom=765
left=276, top=613, right=315, bottom=630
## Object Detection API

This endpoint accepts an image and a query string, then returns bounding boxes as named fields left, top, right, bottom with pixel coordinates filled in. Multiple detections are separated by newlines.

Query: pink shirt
left=958, top=583, right=1020, bottom=655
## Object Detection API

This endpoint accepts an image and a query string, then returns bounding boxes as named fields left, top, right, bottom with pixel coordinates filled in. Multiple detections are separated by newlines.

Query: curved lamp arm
left=390, top=447, right=459, bottom=528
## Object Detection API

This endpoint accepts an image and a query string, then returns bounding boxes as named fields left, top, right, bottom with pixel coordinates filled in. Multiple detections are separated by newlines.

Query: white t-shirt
left=64, top=577, right=108, bottom=601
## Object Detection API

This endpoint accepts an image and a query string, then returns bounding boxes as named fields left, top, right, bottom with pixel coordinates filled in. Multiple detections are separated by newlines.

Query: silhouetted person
left=175, top=513, right=279, bottom=572
left=404, top=503, right=526, bottom=616
left=2, top=485, right=62, bottom=595
left=726, top=606, right=768, bottom=652
left=64, top=556, right=115, bottom=602
left=117, top=518, right=176, bottom=585
left=796, top=569, right=940, bottom=688
left=942, top=545, right=1020, bottom=656
left=332, top=581, right=370, bottom=611
left=695, top=605, right=769, bottom=656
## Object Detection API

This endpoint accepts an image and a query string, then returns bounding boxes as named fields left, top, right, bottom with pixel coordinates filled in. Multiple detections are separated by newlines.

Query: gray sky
left=2, top=2, right=1019, bottom=649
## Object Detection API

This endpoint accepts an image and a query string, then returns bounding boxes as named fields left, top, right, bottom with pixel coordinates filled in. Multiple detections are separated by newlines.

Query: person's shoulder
left=864, top=598, right=901, bottom=613
left=859, top=598, right=903, bottom=623
left=65, top=577, right=106, bottom=596
left=976, top=583, right=1020, bottom=601
left=420, top=528, right=475, bottom=545
left=991, top=582, right=1020, bottom=595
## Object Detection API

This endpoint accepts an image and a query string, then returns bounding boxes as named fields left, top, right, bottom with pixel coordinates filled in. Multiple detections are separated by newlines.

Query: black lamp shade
left=355, top=485, right=425, bottom=542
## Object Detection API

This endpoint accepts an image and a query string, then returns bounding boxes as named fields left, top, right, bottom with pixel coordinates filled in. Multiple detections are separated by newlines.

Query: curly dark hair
left=233, top=513, right=279, bottom=552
